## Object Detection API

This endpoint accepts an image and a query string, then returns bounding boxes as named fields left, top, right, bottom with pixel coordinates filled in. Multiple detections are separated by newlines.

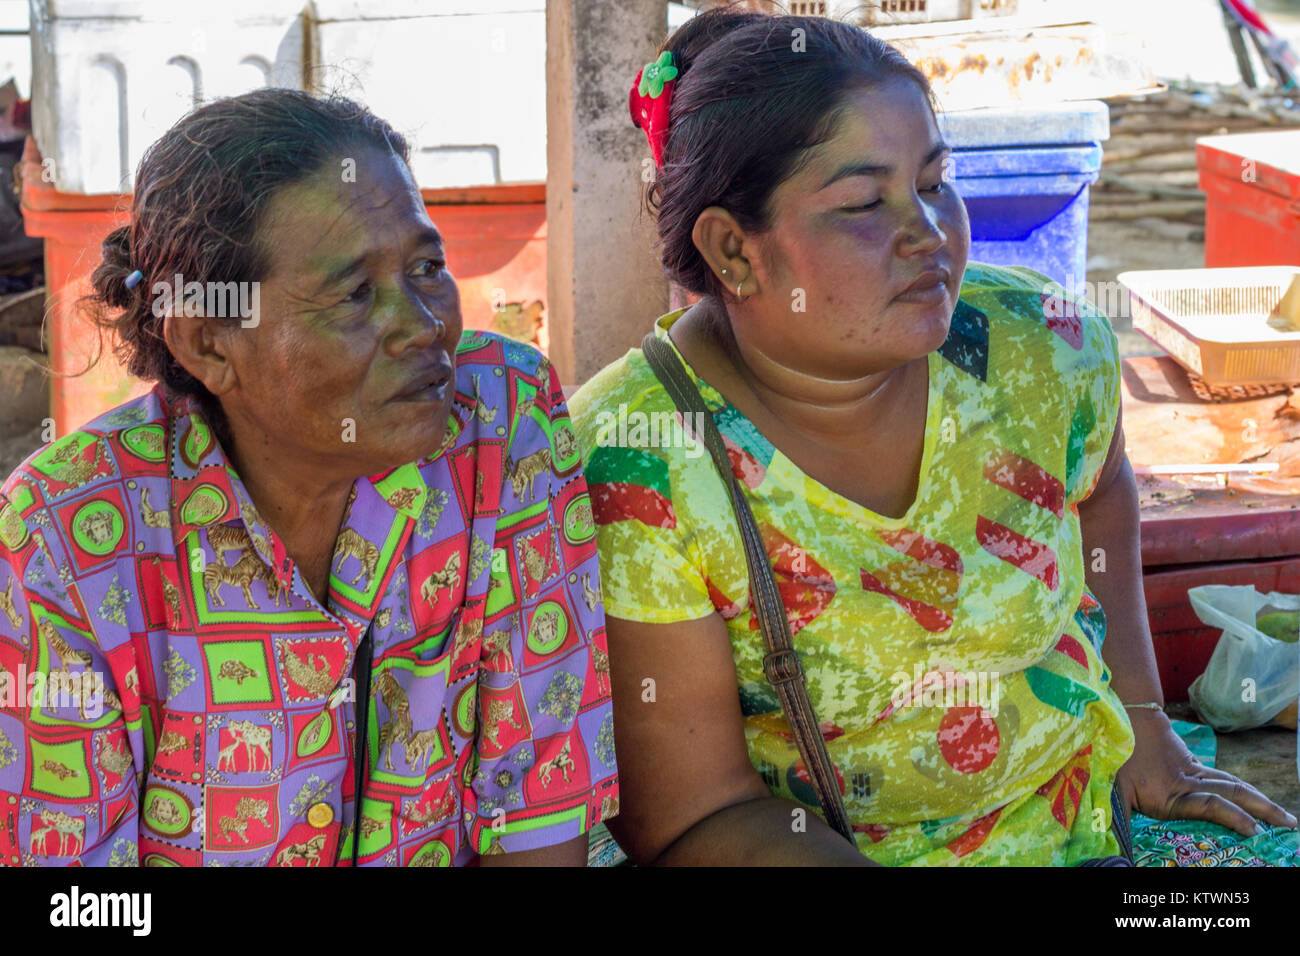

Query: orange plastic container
left=1197, top=130, right=1300, bottom=269
left=19, top=138, right=547, bottom=435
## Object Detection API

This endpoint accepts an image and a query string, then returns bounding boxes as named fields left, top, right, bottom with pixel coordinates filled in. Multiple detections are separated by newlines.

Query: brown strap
left=641, top=332, right=857, bottom=845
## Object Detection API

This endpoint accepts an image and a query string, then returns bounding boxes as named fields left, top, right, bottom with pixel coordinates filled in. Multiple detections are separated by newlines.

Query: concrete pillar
left=546, top=0, right=670, bottom=385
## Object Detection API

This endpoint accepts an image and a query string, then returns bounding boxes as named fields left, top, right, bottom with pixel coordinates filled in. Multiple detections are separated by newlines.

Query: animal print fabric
left=0, top=330, right=617, bottom=866
left=570, top=262, right=1134, bottom=865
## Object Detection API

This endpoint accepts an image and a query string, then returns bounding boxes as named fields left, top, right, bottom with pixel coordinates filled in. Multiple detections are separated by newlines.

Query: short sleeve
left=1001, top=265, right=1122, bottom=507
left=0, top=490, right=139, bottom=866
left=570, top=365, right=716, bottom=625
left=469, top=353, right=618, bottom=856
left=1063, top=289, right=1122, bottom=507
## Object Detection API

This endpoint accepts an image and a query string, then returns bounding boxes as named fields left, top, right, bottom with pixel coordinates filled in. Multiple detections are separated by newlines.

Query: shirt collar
left=651, top=310, right=728, bottom=411
left=163, top=389, right=432, bottom=594
left=167, top=394, right=243, bottom=543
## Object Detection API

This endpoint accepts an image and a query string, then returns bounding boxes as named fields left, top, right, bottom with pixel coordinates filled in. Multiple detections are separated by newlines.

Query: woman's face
left=218, top=146, right=463, bottom=475
left=743, top=77, right=970, bottom=378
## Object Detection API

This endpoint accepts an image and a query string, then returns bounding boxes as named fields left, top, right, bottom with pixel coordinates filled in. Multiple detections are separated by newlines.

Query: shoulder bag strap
left=641, top=332, right=856, bottom=845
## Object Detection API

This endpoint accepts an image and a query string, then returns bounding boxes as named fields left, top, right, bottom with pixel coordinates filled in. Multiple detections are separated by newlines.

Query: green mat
left=587, top=821, right=629, bottom=867
left=1130, top=720, right=1300, bottom=867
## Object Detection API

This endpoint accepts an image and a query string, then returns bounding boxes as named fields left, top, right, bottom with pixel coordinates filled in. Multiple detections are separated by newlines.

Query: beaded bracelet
left=1123, top=701, right=1165, bottom=711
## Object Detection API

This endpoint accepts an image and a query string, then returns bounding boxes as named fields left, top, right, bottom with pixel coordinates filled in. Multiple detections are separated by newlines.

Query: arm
left=605, top=612, right=870, bottom=866
left=479, top=834, right=588, bottom=867
left=471, top=355, right=617, bottom=866
left=1079, top=410, right=1297, bottom=834
left=1078, top=410, right=1163, bottom=713
left=0, top=491, right=139, bottom=865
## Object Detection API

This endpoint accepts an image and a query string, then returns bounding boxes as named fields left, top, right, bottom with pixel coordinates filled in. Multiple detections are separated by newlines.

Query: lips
left=391, top=361, right=454, bottom=402
left=896, top=268, right=950, bottom=300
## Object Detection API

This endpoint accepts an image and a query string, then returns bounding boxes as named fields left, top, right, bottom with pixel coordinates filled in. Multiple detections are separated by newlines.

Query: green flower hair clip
left=638, top=51, right=679, bottom=99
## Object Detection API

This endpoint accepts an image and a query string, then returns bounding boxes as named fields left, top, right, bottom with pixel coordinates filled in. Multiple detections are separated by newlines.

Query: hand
left=1115, top=708, right=1298, bottom=837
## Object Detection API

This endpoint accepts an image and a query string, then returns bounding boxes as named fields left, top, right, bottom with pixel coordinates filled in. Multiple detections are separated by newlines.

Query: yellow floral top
left=570, top=262, right=1137, bottom=865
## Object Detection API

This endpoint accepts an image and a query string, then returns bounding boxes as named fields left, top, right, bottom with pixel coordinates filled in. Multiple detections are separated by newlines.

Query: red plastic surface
left=19, top=138, right=548, bottom=434
left=1142, top=555, right=1300, bottom=701
left=1197, top=139, right=1300, bottom=268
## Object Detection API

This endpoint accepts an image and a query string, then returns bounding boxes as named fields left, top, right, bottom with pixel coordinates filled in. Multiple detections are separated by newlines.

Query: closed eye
left=343, top=280, right=372, bottom=304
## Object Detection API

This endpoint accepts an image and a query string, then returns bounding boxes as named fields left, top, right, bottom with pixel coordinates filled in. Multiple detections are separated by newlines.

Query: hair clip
left=124, top=269, right=143, bottom=290
left=629, top=51, right=679, bottom=169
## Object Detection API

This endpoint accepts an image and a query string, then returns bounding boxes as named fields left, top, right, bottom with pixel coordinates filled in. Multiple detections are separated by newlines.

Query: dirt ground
left=1086, top=218, right=1202, bottom=361
left=1168, top=703, right=1300, bottom=819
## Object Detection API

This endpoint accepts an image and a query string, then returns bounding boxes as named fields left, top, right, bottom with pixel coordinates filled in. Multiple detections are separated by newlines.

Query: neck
left=690, top=298, right=919, bottom=447
left=214, top=403, right=356, bottom=600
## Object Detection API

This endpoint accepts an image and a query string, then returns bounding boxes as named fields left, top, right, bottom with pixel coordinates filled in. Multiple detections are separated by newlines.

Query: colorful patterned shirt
left=570, top=262, right=1135, bottom=866
left=0, top=330, right=617, bottom=867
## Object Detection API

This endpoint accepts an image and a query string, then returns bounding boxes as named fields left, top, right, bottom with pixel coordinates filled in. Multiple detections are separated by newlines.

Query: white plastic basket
left=1118, top=266, right=1300, bottom=387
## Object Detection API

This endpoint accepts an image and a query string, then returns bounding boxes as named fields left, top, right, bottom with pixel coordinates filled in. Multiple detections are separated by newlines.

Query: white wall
left=0, top=0, right=29, bottom=98
left=32, top=0, right=1285, bottom=195
left=311, top=1, right=548, bottom=188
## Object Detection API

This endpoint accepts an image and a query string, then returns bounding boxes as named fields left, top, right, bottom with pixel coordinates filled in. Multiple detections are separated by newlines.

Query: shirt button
left=307, top=802, right=334, bottom=828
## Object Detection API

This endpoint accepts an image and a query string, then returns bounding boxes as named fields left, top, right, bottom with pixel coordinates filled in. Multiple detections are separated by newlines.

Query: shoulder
left=955, top=261, right=1119, bottom=380
left=1, top=389, right=167, bottom=576
left=572, top=346, right=679, bottom=502
left=454, top=329, right=555, bottom=401
left=2, top=389, right=166, bottom=523
left=570, top=343, right=679, bottom=456
left=448, top=330, right=563, bottom=456
left=570, top=333, right=731, bottom=546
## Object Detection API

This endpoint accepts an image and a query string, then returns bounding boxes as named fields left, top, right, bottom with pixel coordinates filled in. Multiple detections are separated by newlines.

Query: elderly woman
left=0, top=90, right=616, bottom=866
left=571, top=9, right=1295, bottom=865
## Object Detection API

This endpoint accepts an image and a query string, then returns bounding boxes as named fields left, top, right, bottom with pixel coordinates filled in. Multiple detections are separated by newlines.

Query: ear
left=691, top=206, right=757, bottom=295
left=161, top=308, right=240, bottom=398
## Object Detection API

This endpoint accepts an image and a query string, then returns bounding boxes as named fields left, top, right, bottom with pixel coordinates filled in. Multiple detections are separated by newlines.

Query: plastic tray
left=1118, top=267, right=1300, bottom=386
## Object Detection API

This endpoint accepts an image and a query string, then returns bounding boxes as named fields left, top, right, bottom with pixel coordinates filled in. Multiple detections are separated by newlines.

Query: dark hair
left=650, top=8, right=935, bottom=298
left=84, top=88, right=410, bottom=401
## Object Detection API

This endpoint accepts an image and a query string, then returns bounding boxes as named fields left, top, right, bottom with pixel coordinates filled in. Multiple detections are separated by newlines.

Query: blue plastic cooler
left=937, top=101, right=1111, bottom=291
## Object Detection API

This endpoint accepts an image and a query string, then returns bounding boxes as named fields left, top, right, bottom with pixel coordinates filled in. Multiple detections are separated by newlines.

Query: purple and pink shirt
left=0, top=330, right=617, bottom=866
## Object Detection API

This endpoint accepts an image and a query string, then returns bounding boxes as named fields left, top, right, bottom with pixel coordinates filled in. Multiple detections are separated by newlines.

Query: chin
left=380, top=408, right=451, bottom=464
left=406, top=421, right=453, bottom=463
left=904, top=299, right=953, bottom=353
left=924, top=312, right=954, bottom=351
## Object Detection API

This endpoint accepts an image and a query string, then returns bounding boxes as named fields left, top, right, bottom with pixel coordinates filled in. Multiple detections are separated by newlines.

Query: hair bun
left=95, top=225, right=136, bottom=310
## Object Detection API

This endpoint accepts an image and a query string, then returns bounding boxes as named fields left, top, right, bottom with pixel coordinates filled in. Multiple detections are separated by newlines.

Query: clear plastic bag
left=1186, top=585, right=1299, bottom=732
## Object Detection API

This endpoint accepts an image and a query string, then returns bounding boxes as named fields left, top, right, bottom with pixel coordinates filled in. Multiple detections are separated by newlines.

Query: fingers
left=1188, top=770, right=1299, bottom=830
left=1164, top=790, right=1262, bottom=838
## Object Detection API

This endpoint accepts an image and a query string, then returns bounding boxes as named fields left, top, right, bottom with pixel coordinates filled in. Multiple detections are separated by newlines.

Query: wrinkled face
left=745, top=77, right=970, bottom=377
left=218, top=147, right=463, bottom=475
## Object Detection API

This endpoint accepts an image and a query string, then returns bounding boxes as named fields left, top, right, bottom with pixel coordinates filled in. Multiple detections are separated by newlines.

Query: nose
left=386, top=281, right=450, bottom=356
left=897, top=194, right=947, bottom=257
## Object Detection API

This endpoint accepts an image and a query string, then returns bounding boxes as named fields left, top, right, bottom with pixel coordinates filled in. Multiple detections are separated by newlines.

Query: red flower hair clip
left=629, top=51, right=679, bottom=169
